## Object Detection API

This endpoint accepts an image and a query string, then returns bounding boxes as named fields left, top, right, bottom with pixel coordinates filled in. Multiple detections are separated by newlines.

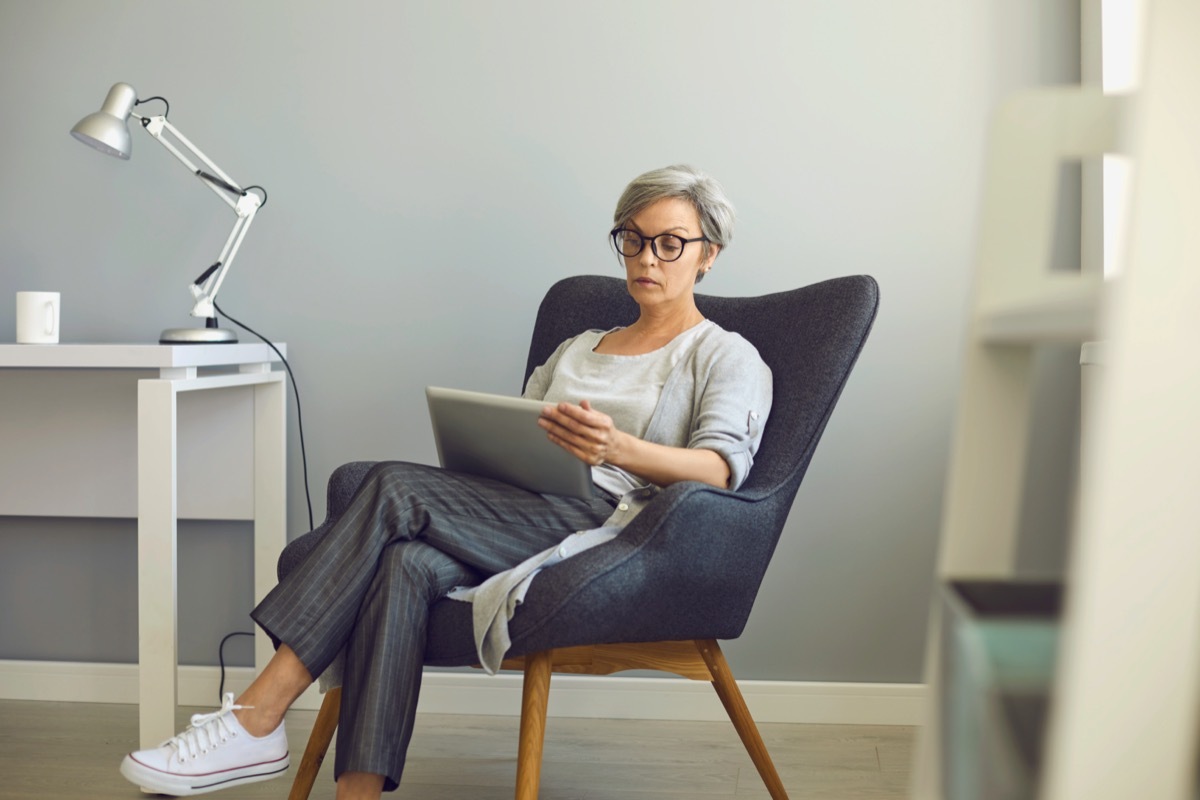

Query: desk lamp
left=70, top=82, right=265, bottom=344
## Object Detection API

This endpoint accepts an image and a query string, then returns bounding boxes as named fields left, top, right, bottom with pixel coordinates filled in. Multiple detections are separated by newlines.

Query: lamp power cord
left=212, top=300, right=313, bottom=532
left=208, top=303, right=314, bottom=698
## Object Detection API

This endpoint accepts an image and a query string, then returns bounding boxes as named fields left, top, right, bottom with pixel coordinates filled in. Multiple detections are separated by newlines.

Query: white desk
left=0, top=343, right=286, bottom=748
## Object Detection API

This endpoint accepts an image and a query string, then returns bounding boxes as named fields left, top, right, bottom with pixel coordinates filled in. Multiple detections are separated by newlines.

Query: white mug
left=16, top=291, right=61, bottom=344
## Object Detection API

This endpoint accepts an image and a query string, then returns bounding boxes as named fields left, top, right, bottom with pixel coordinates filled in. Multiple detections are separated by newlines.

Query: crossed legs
left=245, top=461, right=615, bottom=795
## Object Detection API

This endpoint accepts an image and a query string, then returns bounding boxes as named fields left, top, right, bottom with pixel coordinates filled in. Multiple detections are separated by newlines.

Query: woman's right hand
left=538, top=400, right=626, bottom=467
left=539, top=399, right=731, bottom=489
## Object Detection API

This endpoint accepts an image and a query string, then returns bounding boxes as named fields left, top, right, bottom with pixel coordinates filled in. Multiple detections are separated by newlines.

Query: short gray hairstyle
left=612, top=165, right=736, bottom=274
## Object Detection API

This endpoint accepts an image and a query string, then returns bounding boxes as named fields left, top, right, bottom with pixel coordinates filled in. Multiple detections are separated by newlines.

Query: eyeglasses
left=611, top=228, right=709, bottom=263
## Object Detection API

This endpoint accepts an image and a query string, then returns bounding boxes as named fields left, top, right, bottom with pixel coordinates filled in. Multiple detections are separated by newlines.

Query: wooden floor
left=0, top=699, right=914, bottom=799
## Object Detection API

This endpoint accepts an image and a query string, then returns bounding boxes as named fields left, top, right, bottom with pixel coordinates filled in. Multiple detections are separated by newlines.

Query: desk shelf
left=0, top=342, right=284, bottom=369
left=0, top=342, right=288, bottom=750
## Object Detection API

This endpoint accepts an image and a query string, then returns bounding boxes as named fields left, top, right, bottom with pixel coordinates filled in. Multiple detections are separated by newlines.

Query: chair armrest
left=322, top=461, right=382, bottom=523
left=497, top=479, right=789, bottom=654
left=276, top=461, right=381, bottom=582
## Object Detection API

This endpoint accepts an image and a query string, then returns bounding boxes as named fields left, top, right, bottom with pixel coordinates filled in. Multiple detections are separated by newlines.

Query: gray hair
left=612, top=165, right=736, bottom=277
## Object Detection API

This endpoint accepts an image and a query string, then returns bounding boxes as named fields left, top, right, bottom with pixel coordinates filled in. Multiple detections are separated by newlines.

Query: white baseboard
left=0, top=659, right=925, bottom=726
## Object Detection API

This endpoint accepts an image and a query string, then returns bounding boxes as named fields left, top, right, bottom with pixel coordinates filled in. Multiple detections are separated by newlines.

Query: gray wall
left=0, top=1, right=1079, bottom=681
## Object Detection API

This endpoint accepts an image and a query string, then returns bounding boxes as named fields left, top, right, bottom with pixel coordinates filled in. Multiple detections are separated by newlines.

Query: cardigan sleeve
left=686, top=333, right=773, bottom=491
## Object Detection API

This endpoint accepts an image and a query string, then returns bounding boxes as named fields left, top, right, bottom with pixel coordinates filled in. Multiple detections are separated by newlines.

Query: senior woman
left=119, top=164, right=773, bottom=799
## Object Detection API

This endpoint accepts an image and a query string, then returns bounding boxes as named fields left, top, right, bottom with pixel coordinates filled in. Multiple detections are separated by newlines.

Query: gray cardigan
left=451, top=321, right=774, bottom=671
left=523, top=321, right=773, bottom=493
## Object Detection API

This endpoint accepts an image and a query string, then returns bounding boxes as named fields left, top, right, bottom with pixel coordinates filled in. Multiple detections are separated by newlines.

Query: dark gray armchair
left=281, top=274, right=879, bottom=800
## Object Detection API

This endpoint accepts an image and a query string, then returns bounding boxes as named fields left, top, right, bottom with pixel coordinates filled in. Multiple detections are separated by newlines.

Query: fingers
left=541, top=423, right=605, bottom=466
left=540, top=401, right=610, bottom=435
left=538, top=400, right=615, bottom=466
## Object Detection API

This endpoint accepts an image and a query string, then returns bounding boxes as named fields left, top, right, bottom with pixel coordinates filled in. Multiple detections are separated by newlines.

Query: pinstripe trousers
left=250, top=461, right=617, bottom=791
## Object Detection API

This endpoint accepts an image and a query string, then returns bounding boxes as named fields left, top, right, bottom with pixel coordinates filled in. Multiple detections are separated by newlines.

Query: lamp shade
left=70, top=82, right=137, bottom=159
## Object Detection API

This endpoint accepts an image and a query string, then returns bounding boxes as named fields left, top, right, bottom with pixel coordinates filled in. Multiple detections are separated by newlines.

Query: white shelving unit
left=912, top=2, right=1200, bottom=798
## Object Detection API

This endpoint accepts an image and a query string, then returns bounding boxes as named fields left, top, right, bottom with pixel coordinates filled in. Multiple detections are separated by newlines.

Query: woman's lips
left=635, top=277, right=657, bottom=286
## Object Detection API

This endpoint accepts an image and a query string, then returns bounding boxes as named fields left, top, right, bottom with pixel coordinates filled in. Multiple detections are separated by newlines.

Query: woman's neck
left=593, top=303, right=706, bottom=356
left=628, top=303, right=706, bottom=341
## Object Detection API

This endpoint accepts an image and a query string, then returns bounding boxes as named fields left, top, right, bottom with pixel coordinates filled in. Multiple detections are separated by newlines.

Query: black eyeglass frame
left=610, top=228, right=710, bottom=263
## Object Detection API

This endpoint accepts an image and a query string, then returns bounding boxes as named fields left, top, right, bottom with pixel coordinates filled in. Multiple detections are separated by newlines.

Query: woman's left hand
left=538, top=400, right=626, bottom=467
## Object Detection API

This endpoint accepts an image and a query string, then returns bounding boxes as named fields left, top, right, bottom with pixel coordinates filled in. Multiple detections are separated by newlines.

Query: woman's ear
left=702, top=243, right=721, bottom=271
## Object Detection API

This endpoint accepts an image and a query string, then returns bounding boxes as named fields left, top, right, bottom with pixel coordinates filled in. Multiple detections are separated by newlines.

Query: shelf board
left=977, top=280, right=1104, bottom=344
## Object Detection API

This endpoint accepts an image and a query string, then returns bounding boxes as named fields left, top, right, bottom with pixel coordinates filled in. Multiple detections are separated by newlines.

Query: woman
left=119, top=164, right=773, bottom=799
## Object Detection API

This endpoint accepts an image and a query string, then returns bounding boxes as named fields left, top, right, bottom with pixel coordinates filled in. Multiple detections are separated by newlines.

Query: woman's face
left=619, top=197, right=719, bottom=314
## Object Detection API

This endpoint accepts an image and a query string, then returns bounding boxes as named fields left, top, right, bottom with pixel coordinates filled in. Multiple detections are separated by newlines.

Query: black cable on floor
left=218, top=631, right=255, bottom=701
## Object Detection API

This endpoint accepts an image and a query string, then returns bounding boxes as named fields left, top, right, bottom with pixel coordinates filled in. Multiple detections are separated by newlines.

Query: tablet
left=426, top=386, right=595, bottom=500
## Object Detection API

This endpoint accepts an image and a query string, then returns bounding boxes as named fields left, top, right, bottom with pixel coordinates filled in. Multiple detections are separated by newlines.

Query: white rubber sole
left=119, top=752, right=290, bottom=796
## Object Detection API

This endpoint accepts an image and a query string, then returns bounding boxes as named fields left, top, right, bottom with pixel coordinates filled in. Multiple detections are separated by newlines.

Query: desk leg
left=253, top=377, right=287, bottom=674
left=137, top=379, right=179, bottom=750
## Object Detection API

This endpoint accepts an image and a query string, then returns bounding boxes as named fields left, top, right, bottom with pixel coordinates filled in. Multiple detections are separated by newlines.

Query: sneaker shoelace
left=167, top=692, right=252, bottom=764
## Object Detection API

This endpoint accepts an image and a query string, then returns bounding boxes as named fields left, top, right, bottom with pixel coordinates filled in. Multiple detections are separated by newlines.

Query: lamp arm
left=190, top=198, right=258, bottom=318
left=136, top=113, right=263, bottom=319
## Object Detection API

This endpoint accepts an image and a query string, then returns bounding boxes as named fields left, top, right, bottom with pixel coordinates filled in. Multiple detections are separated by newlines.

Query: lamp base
left=159, top=327, right=238, bottom=344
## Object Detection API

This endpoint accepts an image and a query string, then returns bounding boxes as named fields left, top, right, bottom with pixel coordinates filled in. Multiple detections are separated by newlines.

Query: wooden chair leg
left=288, top=687, right=342, bottom=800
left=695, top=640, right=790, bottom=800
left=515, top=650, right=554, bottom=800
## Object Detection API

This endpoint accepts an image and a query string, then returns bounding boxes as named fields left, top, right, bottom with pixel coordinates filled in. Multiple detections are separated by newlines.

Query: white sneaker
left=119, top=693, right=289, bottom=796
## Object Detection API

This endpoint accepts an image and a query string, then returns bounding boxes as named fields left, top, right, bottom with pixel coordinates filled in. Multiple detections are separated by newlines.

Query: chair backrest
left=524, top=274, right=880, bottom=502
left=426, top=274, right=881, bottom=660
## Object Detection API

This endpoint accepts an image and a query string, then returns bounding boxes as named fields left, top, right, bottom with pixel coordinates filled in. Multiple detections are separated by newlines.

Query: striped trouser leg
left=334, top=540, right=471, bottom=789
left=250, top=461, right=616, bottom=788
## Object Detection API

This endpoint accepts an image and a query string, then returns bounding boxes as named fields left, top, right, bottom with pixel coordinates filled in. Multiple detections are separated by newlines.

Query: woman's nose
left=638, top=241, right=658, bottom=266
